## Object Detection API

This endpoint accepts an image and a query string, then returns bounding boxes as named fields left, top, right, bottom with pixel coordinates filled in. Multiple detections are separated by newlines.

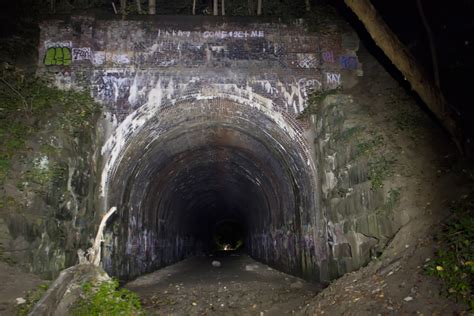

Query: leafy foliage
left=73, top=279, right=143, bottom=316
left=425, top=204, right=474, bottom=310
left=367, top=157, right=395, bottom=190
left=0, top=67, right=99, bottom=183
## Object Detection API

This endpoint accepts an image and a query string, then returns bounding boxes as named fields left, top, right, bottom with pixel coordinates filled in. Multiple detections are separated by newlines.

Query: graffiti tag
left=326, top=72, right=341, bottom=86
left=44, top=47, right=72, bottom=66
left=322, top=51, right=334, bottom=63
left=72, top=47, right=92, bottom=61
left=339, top=55, right=358, bottom=69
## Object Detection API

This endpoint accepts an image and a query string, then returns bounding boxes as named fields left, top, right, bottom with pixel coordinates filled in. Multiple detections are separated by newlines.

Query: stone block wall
left=311, top=95, right=403, bottom=279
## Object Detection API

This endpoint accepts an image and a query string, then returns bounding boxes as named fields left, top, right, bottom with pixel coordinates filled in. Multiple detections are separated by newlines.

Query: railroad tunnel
left=101, top=96, right=322, bottom=281
left=34, top=15, right=389, bottom=284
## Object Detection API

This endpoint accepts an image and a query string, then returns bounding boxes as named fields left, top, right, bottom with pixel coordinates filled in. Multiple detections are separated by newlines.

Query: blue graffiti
left=339, top=55, right=358, bottom=70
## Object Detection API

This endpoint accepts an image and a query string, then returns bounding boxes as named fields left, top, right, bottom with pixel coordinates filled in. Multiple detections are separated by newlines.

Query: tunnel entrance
left=101, top=96, right=322, bottom=282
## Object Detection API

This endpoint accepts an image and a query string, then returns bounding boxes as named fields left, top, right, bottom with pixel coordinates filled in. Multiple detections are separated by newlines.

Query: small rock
left=245, top=264, right=258, bottom=271
left=290, top=281, right=304, bottom=289
left=212, top=260, right=221, bottom=267
left=192, top=302, right=197, bottom=306
left=16, top=298, right=26, bottom=305
left=403, top=296, right=413, bottom=302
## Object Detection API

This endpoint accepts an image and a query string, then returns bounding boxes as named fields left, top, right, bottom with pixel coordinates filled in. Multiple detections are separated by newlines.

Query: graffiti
left=203, top=30, right=264, bottom=39
left=339, top=55, right=358, bottom=70
left=256, top=76, right=323, bottom=113
left=326, top=72, right=341, bottom=86
left=296, top=53, right=318, bottom=69
left=93, top=51, right=106, bottom=65
left=322, top=51, right=334, bottom=63
left=44, top=40, right=72, bottom=49
left=72, top=47, right=92, bottom=61
left=94, top=70, right=131, bottom=102
left=157, top=29, right=191, bottom=38
left=299, top=78, right=322, bottom=92
left=44, top=47, right=72, bottom=66
left=107, top=53, right=131, bottom=65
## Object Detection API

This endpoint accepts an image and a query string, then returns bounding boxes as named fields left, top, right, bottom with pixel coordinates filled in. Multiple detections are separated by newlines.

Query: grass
left=72, top=279, right=143, bottom=316
left=425, top=202, right=474, bottom=310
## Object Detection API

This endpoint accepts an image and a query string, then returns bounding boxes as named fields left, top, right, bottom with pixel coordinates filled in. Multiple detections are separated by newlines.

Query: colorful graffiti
left=44, top=47, right=72, bottom=66
left=339, top=55, right=358, bottom=70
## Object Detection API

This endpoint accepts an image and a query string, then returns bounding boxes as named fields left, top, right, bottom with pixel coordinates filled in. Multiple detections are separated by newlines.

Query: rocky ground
left=126, top=252, right=321, bottom=315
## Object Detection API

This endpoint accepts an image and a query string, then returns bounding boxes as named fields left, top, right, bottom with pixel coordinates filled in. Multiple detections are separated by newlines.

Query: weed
left=384, top=188, right=400, bottom=210
left=0, top=69, right=99, bottom=184
left=425, top=206, right=474, bottom=310
left=335, top=126, right=364, bottom=142
left=298, top=88, right=341, bottom=119
left=16, top=283, right=49, bottom=316
left=72, top=279, right=143, bottom=316
left=356, top=134, right=384, bottom=156
left=368, top=157, right=395, bottom=190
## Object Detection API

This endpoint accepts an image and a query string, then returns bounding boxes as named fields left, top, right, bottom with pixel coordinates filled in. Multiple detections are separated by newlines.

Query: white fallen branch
left=88, top=206, right=117, bottom=266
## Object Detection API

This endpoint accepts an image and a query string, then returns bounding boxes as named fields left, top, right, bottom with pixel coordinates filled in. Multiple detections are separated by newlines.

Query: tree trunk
left=120, top=0, right=127, bottom=14
left=214, top=0, right=218, bottom=15
left=416, top=0, right=440, bottom=89
left=221, top=0, right=225, bottom=15
left=305, top=0, right=310, bottom=12
left=248, top=0, right=253, bottom=15
left=257, top=0, right=262, bottom=15
left=136, top=0, right=143, bottom=14
left=90, top=207, right=117, bottom=266
left=192, top=0, right=196, bottom=15
left=344, top=0, right=462, bottom=151
left=50, top=0, right=55, bottom=13
left=149, top=0, right=156, bottom=14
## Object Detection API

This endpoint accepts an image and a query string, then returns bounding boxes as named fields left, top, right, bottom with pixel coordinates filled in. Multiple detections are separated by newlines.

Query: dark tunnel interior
left=102, top=98, right=320, bottom=281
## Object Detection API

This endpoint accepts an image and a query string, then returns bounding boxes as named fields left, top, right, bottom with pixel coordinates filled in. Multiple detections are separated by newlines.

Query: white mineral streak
left=100, top=83, right=315, bottom=203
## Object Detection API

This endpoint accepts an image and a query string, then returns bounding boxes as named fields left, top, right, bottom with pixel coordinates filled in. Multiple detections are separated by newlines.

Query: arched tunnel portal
left=101, top=96, right=324, bottom=281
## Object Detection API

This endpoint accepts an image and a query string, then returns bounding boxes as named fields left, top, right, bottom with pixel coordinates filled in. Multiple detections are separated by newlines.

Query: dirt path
left=126, top=252, right=321, bottom=315
left=0, top=261, right=46, bottom=315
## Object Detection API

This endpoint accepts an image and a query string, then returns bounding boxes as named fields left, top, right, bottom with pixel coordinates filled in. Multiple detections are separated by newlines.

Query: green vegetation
left=335, top=126, right=363, bottom=142
left=384, top=188, right=400, bottom=210
left=356, top=134, right=384, bottom=156
left=425, top=204, right=474, bottom=310
left=298, top=88, right=341, bottom=119
left=72, top=279, right=143, bottom=316
left=0, top=67, right=99, bottom=184
left=17, top=283, right=49, bottom=316
left=368, top=157, right=395, bottom=190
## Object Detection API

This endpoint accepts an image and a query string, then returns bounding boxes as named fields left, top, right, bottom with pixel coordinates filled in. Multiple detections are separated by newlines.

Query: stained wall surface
left=36, top=15, right=376, bottom=282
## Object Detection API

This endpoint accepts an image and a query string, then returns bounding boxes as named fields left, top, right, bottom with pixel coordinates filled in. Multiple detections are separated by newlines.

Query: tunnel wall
left=35, top=14, right=371, bottom=282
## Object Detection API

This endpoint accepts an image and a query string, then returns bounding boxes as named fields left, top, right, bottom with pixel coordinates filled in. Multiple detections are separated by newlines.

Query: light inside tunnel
left=101, top=97, right=321, bottom=281
left=213, top=220, right=244, bottom=251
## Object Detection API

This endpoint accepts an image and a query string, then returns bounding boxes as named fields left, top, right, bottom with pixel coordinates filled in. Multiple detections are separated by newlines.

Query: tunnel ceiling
left=103, top=98, right=318, bottom=279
